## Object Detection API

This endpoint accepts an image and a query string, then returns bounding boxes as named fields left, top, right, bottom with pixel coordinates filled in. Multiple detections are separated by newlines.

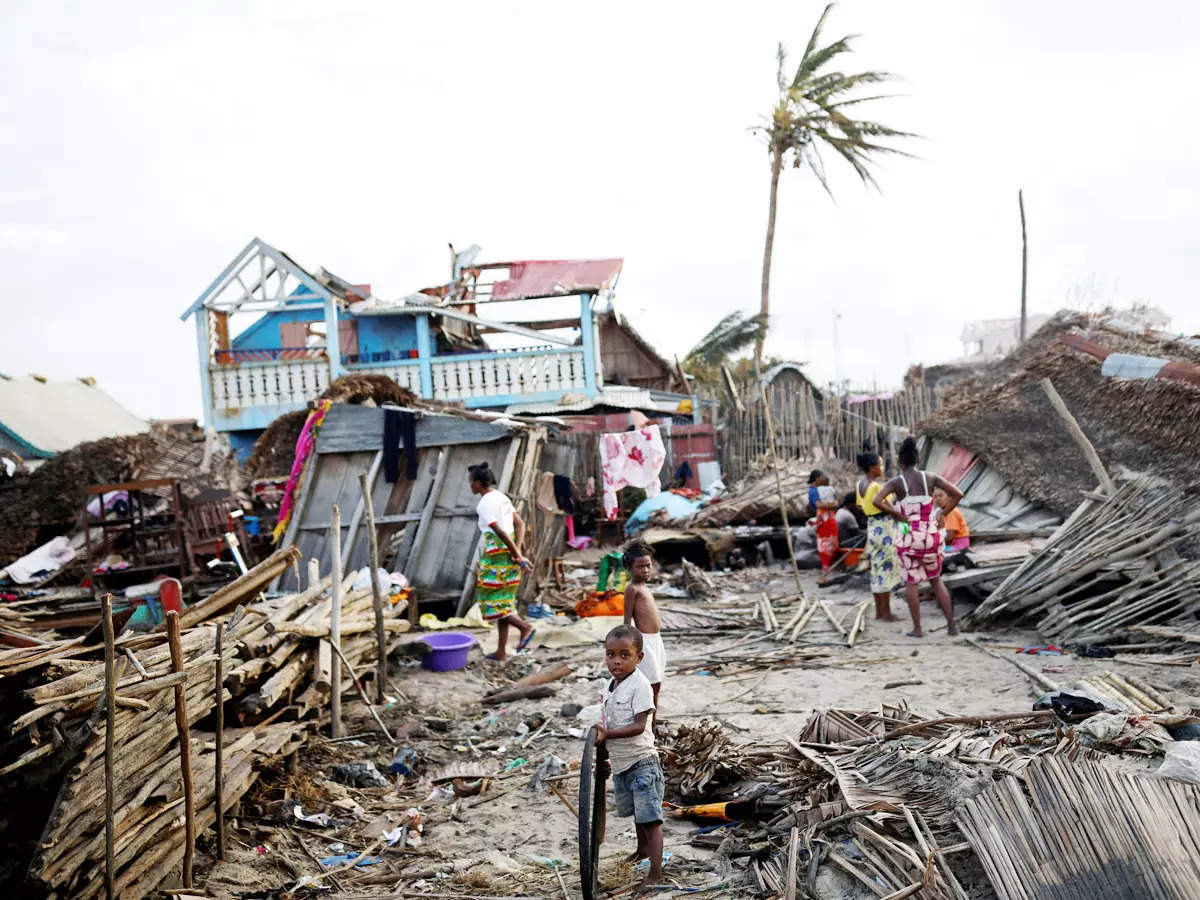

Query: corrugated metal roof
left=0, top=376, right=148, bottom=456
left=485, top=259, right=623, bottom=301
left=1100, top=353, right=1168, bottom=380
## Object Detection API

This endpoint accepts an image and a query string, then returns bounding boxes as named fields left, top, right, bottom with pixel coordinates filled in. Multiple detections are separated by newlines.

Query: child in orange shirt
left=933, top=486, right=970, bottom=552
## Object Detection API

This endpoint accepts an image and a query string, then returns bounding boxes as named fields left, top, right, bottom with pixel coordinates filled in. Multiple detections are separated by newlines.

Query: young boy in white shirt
left=595, top=624, right=664, bottom=888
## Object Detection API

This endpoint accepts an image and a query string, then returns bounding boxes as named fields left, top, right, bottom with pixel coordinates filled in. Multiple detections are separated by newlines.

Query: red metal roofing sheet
left=938, top=443, right=979, bottom=486
left=486, top=259, right=623, bottom=300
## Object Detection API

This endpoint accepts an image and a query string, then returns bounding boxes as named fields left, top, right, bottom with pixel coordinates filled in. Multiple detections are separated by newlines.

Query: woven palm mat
left=957, top=755, right=1200, bottom=900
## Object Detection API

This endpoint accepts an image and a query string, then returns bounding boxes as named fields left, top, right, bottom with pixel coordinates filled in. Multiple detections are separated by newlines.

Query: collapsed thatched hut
left=920, top=311, right=1200, bottom=518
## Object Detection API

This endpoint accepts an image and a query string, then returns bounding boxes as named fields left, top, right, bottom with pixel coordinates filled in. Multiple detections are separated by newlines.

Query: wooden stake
left=101, top=594, right=117, bottom=900
left=165, top=611, right=195, bottom=887
left=330, top=504, right=343, bottom=738
left=214, top=622, right=226, bottom=861
left=1040, top=378, right=1114, bottom=496
left=358, top=472, right=389, bottom=704
left=784, top=826, right=799, bottom=900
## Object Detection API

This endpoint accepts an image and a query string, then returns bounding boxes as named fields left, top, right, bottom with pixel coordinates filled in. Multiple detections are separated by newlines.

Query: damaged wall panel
left=273, top=405, right=547, bottom=602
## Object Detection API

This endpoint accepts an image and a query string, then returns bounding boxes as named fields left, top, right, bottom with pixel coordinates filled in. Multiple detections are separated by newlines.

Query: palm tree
left=682, top=311, right=764, bottom=389
left=754, top=3, right=916, bottom=364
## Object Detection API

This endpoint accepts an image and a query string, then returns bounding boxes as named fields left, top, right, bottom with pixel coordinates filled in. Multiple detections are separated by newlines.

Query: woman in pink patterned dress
left=871, top=437, right=963, bottom=637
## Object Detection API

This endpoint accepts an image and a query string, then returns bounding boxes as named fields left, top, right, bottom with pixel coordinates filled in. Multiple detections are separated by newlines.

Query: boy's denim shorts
left=612, top=755, right=664, bottom=824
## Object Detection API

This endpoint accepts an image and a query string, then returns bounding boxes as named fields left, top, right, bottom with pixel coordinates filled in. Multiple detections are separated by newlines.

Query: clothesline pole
left=754, top=359, right=806, bottom=608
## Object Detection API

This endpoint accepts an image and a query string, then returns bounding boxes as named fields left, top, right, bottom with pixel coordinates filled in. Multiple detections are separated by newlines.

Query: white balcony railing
left=355, top=361, right=422, bottom=395
left=208, top=347, right=589, bottom=419
left=210, top=358, right=331, bottom=411
left=430, top=348, right=586, bottom=401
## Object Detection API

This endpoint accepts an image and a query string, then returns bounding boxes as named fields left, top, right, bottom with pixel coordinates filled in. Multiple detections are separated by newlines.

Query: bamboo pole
left=358, top=472, right=389, bottom=703
left=754, top=359, right=805, bottom=607
left=165, top=611, right=194, bottom=887
left=330, top=504, right=343, bottom=738
left=102, top=594, right=116, bottom=900
left=214, top=622, right=226, bottom=861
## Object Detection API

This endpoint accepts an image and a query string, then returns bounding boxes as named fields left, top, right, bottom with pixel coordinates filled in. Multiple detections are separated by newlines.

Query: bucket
left=420, top=632, right=475, bottom=671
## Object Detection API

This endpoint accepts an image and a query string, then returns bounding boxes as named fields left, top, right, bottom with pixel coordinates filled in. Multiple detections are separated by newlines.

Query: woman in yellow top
left=857, top=451, right=902, bottom=621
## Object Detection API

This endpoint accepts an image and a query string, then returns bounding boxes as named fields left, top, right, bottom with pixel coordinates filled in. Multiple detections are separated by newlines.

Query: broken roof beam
left=354, top=305, right=575, bottom=347
left=475, top=316, right=582, bottom=334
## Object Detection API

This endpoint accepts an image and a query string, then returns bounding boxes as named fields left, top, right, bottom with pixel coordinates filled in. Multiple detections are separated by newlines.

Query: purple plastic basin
left=420, top=632, right=476, bottom=671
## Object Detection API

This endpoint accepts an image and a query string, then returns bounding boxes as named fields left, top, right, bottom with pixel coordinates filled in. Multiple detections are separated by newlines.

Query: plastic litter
left=390, top=747, right=418, bottom=775
left=636, top=851, right=673, bottom=871
left=528, top=854, right=568, bottom=869
left=331, top=761, right=390, bottom=788
left=502, top=757, right=527, bottom=774
left=320, top=852, right=382, bottom=867
left=293, top=805, right=332, bottom=828
left=485, top=850, right=522, bottom=874
left=1155, top=741, right=1200, bottom=786
left=530, top=754, right=567, bottom=791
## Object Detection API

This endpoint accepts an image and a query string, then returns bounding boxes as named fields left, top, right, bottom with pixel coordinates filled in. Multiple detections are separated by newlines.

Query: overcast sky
left=2, top=1, right=1197, bottom=420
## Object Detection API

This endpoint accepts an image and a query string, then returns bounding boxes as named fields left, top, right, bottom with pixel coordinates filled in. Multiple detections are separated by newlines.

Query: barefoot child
left=622, top=542, right=664, bottom=724
left=595, top=625, right=665, bottom=887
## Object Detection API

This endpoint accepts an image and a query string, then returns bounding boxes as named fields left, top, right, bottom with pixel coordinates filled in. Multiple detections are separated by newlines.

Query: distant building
left=0, top=375, right=148, bottom=464
left=959, top=315, right=1052, bottom=361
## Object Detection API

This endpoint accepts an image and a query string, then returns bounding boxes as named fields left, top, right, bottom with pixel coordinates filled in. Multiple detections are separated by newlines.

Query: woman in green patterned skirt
left=470, top=462, right=535, bottom=661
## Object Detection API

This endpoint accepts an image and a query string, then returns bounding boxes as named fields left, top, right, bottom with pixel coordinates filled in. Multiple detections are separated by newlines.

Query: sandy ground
left=198, top=562, right=1197, bottom=899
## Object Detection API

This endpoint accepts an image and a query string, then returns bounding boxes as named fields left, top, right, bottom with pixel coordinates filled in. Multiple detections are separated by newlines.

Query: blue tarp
left=625, top=492, right=703, bottom=534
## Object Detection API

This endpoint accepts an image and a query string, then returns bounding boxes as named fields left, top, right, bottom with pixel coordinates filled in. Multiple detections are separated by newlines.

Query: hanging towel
left=553, top=474, right=575, bottom=514
left=600, top=425, right=667, bottom=519
left=383, top=409, right=418, bottom=483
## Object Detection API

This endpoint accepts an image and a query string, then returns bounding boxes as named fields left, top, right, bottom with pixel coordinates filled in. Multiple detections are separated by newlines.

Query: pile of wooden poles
left=964, top=479, right=1200, bottom=644
left=0, top=533, right=412, bottom=900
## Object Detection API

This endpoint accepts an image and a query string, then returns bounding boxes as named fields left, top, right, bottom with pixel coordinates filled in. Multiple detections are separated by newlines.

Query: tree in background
left=682, top=311, right=765, bottom=389
left=755, top=3, right=915, bottom=364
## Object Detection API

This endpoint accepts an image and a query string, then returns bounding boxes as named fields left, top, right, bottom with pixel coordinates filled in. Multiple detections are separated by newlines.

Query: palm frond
left=797, top=3, right=836, bottom=79
left=794, top=35, right=859, bottom=86
left=684, top=312, right=765, bottom=367
left=776, top=43, right=788, bottom=93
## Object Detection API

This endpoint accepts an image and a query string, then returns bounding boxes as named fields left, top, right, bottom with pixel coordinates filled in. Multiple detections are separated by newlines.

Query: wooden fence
left=719, top=382, right=939, bottom=483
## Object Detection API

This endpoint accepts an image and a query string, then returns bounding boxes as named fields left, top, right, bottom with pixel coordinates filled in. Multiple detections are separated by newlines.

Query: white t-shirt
left=476, top=490, right=515, bottom=536
left=601, top=668, right=657, bottom=774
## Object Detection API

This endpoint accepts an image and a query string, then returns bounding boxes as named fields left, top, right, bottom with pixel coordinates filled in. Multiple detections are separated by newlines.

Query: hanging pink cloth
left=272, top=399, right=332, bottom=542
left=600, top=425, right=667, bottom=519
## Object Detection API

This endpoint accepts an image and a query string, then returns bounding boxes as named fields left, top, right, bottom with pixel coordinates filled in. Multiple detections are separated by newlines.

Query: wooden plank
left=316, top=405, right=511, bottom=455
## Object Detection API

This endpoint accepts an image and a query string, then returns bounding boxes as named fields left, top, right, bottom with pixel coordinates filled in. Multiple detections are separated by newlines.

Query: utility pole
left=1019, top=188, right=1028, bottom=343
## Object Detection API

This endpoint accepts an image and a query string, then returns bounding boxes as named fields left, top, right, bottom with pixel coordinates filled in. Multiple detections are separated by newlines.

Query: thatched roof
left=919, top=312, right=1200, bottom=517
